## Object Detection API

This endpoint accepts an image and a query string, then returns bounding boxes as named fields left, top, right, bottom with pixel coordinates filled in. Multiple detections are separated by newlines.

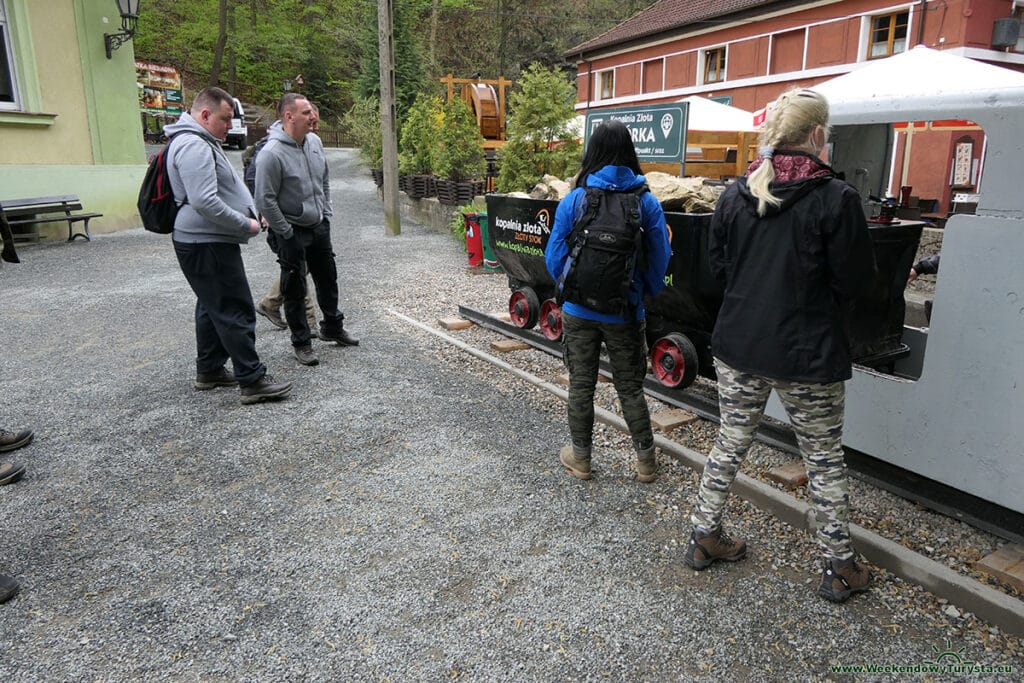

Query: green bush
left=343, top=97, right=383, bottom=168
left=496, top=63, right=582, bottom=193
left=435, top=99, right=487, bottom=182
left=449, top=204, right=476, bottom=250
left=399, top=95, right=443, bottom=176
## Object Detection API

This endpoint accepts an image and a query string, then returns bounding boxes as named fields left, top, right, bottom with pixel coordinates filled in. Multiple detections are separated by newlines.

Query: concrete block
left=764, top=461, right=808, bottom=490
left=438, top=317, right=473, bottom=331
left=650, top=408, right=700, bottom=432
left=493, top=312, right=512, bottom=322
left=975, top=544, right=1024, bottom=593
left=555, top=373, right=569, bottom=386
left=490, top=339, right=530, bottom=352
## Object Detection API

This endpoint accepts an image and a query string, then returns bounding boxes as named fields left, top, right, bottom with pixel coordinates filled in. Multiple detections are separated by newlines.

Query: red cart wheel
left=538, top=299, right=562, bottom=340
left=651, top=333, right=699, bottom=389
left=509, top=287, right=540, bottom=328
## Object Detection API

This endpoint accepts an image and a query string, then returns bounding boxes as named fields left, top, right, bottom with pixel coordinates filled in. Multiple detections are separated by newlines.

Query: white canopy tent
left=809, top=46, right=1024, bottom=197
left=677, top=95, right=756, bottom=132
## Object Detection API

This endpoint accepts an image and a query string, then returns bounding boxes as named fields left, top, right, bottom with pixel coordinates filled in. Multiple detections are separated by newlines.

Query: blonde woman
left=684, top=89, right=877, bottom=603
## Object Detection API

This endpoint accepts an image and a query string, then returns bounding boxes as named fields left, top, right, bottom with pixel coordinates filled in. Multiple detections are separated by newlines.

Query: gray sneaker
left=239, top=374, right=292, bottom=405
left=294, top=345, right=319, bottom=366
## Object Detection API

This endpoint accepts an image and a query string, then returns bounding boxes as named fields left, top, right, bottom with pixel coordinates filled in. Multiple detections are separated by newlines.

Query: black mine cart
left=484, top=194, right=923, bottom=391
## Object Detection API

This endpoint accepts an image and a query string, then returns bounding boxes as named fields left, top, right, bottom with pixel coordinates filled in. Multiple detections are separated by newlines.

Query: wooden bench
left=0, top=195, right=102, bottom=263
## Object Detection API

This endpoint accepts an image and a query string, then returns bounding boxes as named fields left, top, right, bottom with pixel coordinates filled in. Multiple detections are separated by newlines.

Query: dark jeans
left=275, top=220, right=343, bottom=347
left=173, top=241, right=265, bottom=386
left=561, top=312, right=653, bottom=451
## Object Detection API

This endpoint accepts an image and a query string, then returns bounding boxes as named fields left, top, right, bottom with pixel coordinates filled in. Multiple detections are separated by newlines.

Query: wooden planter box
left=436, top=179, right=485, bottom=206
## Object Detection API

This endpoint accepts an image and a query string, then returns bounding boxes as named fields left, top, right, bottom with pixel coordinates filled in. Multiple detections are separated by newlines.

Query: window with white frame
left=702, top=46, right=726, bottom=84
left=598, top=70, right=614, bottom=100
left=867, top=9, right=909, bottom=59
left=0, top=0, right=18, bottom=108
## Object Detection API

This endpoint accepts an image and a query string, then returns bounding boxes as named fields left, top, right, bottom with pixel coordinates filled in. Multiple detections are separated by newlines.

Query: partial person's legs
left=174, top=242, right=266, bottom=386
left=257, top=276, right=287, bottom=329
left=775, top=380, right=870, bottom=602
left=559, top=313, right=603, bottom=479
left=685, top=359, right=769, bottom=569
left=307, top=221, right=357, bottom=345
left=279, top=230, right=314, bottom=349
left=602, top=320, right=658, bottom=481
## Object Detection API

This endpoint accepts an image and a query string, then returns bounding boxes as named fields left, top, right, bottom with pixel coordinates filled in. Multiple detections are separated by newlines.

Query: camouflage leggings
left=562, top=313, right=654, bottom=451
left=691, top=358, right=854, bottom=561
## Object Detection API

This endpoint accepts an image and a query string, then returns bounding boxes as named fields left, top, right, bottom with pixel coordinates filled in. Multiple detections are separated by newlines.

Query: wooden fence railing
left=245, top=125, right=355, bottom=149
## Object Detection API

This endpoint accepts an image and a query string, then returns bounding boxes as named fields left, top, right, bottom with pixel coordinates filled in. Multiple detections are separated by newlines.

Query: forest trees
left=132, top=0, right=656, bottom=122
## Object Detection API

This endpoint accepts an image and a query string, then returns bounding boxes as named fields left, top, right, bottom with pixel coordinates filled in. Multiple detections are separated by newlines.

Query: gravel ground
left=0, top=148, right=1020, bottom=681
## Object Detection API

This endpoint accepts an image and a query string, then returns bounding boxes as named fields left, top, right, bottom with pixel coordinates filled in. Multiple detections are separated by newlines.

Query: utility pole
left=378, top=0, right=401, bottom=236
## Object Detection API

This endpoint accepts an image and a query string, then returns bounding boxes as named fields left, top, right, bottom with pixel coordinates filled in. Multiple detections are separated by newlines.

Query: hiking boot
left=194, top=367, right=238, bottom=391
left=320, top=326, right=359, bottom=347
left=818, top=557, right=872, bottom=603
left=636, top=445, right=658, bottom=483
left=294, top=345, right=319, bottom=366
left=684, top=526, right=747, bottom=570
left=239, top=374, right=292, bottom=405
left=0, top=461, right=26, bottom=486
left=308, top=322, right=320, bottom=340
left=559, top=444, right=592, bottom=480
left=0, top=573, right=19, bottom=604
left=0, top=428, right=33, bottom=453
left=257, top=301, right=287, bottom=330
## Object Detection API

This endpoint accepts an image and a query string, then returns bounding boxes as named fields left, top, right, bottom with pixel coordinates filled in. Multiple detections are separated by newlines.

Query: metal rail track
left=458, top=305, right=1024, bottom=545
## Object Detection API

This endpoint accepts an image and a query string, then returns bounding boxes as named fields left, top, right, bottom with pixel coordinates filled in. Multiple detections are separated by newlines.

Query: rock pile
left=514, top=172, right=726, bottom=213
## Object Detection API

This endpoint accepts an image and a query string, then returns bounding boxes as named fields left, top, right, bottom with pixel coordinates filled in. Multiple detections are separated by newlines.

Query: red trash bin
left=463, top=213, right=484, bottom=267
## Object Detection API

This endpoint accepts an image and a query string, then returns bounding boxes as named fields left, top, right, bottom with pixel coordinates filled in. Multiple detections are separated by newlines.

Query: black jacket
left=709, top=161, right=875, bottom=383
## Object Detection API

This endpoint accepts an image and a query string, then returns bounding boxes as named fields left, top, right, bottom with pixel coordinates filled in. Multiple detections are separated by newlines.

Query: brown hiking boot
left=636, top=445, right=657, bottom=483
left=559, top=444, right=592, bottom=480
left=684, top=526, right=747, bottom=570
left=240, top=374, right=293, bottom=405
left=0, top=427, right=33, bottom=453
left=818, top=557, right=872, bottom=603
left=257, top=301, right=287, bottom=330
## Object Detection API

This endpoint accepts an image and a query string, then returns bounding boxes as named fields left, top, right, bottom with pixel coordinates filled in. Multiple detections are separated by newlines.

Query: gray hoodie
left=164, top=112, right=257, bottom=244
left=254, top=126, right=332, bottom=239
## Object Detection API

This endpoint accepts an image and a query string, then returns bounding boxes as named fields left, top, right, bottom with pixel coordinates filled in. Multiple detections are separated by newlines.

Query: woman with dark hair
left=544, top=120, right=671, bottom=483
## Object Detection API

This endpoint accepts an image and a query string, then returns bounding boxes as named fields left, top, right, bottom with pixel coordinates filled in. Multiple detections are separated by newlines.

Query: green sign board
left=584, top=103, right=688, bottom=164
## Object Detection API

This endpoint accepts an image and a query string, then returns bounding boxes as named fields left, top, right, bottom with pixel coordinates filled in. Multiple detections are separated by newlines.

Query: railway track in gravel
left=455, top=305, right=1024, bottom=547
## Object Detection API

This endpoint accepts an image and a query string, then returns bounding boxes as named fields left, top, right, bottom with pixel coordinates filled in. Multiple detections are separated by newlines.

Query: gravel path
left=0, top=148, right=1020, bottom=681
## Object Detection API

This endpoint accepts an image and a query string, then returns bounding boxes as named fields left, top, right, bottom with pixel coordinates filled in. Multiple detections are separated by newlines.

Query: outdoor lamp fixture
left=104, top=0, right=140, bottom=59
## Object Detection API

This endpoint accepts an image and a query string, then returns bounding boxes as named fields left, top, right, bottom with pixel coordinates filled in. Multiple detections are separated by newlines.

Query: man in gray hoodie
left=165, top=86, right=292, bottom=404
left=255, top=93, right=358, bottom=367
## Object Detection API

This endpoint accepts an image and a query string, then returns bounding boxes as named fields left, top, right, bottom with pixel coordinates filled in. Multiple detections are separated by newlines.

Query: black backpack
left=557, top=185, right=648, bottom=316
left=242, top=135, right=270, bottom=195
left=137, top=131, right=200, bottom=234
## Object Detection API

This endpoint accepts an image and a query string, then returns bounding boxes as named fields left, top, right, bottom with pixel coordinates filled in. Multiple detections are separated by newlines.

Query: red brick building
left=568, top=0, right=1024, bottom=209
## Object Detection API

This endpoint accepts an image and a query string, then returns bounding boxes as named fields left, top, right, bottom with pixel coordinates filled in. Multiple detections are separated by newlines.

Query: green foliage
left=355, top=2, right=428, bottom=120
left=449, top=203, right=476, bottom=249
left=496, top=63, right=582, bottom=193
left=342, top=97, right=383, bottom=167
left=435, top=99, right=486, bottom=182
left=398, top=95, right=443, bottom=176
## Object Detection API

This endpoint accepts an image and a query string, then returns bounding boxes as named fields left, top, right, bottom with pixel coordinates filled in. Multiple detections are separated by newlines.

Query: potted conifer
left=399, top=95, right=443, bottom=199
left=434, top=98, right=487, bottom=205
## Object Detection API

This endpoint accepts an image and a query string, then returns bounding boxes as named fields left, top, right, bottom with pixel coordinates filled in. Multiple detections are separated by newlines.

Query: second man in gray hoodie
left=254, top=93, right=358, bottom=366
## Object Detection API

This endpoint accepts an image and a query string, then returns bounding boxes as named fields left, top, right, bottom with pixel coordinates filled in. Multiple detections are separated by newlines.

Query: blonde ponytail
left=747, top=89, right=830, bottom=216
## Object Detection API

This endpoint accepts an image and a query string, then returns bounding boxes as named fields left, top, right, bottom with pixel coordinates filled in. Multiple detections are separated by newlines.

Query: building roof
left=568, top=0, right=780, bottom=58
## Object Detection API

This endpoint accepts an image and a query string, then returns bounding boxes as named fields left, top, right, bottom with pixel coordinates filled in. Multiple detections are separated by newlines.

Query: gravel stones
left=0, top=149, right=1020, bottom=680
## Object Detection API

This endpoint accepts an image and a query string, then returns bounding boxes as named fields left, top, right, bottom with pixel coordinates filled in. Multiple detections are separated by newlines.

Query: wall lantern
left=105, top=0, right=140, bottom=59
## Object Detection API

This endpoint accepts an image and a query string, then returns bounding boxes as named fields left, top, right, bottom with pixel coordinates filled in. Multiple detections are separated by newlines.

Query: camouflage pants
left=562, top=313, right=654, bottom=451
left=691, top=358, right=854, bottom=561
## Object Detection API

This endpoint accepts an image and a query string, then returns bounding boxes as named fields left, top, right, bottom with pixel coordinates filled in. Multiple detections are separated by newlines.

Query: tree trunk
left=227, top=2, right=237, bottom=88
left=429, top=0, right=439, bottom=77
left=209, top=0, right=229, bottom=88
